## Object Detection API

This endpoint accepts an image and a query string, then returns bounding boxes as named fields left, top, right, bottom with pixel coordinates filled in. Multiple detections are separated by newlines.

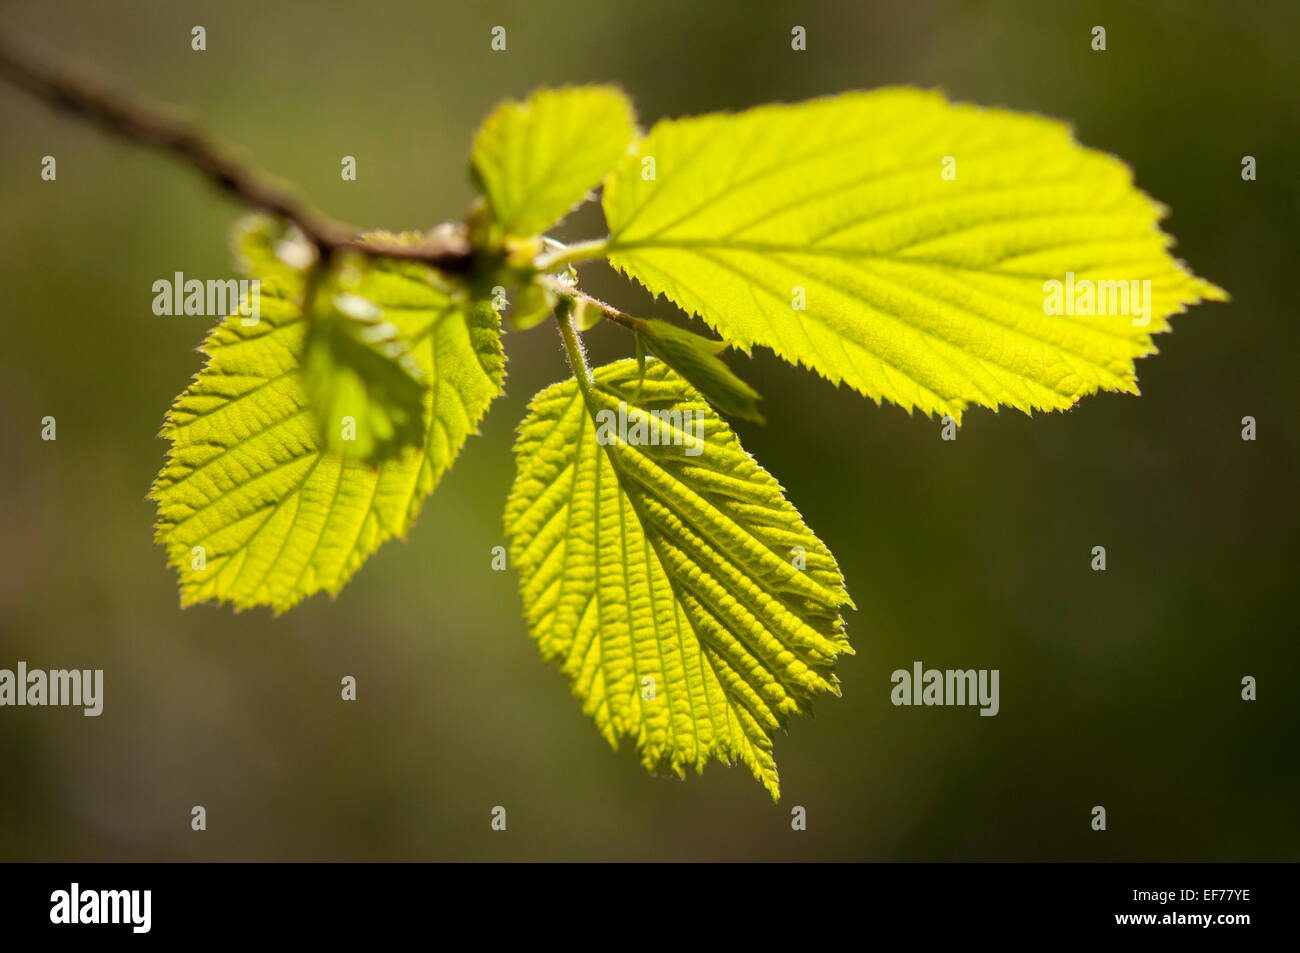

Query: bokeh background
left=1, top=0, right=1296, bottom=861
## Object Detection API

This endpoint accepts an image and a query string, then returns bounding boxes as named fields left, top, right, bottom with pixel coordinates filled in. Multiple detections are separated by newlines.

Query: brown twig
left=0, top=30, right=475, bottom=273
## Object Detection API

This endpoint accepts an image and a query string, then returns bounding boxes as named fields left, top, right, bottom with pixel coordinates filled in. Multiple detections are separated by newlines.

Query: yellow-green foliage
left=151, top=87, right=1224, bottom=795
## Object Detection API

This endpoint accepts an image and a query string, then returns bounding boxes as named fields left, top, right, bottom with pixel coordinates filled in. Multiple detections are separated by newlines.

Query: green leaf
left=636, top=318, right=764, bottom=423
left=301, top=262, right=428, bottom=462
left=504, top=359, right=852, bottom=799
left=472, top=86, right=637, bottom=238
left=601, top=88, right=1228, bottom=423
left=150, top=230, right=505, bottom=613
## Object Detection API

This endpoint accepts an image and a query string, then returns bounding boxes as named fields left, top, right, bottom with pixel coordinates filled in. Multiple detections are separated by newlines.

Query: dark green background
left=1, top=0, right=1295, bottom=860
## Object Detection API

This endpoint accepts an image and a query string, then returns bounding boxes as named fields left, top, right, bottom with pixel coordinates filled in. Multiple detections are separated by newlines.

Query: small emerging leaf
left=507, top=281, right=555, bottom=331
left=471, top=86, right=637, bottom=238
left=636, top=318, right=764, bottom=423
left=505, top=359, right=852, bottom=799
left=572, top=295, right=604, bottom=332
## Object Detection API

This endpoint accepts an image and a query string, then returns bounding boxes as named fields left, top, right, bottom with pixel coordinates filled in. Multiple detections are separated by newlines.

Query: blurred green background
left=1, top=0, right=1296, bottom=861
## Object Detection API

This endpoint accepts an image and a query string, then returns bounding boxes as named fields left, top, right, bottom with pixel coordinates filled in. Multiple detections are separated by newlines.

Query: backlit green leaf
left=150, top=228, right=505, bottom=612
left=472, top=86, right=637, bottom=238
left=505, top=359, right=852, bottom=799
left=601, top=88, right=1227, bottom=422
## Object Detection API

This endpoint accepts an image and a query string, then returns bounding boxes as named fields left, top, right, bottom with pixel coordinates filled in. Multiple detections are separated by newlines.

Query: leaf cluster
left=152, top=87, right=1225, bottom=796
